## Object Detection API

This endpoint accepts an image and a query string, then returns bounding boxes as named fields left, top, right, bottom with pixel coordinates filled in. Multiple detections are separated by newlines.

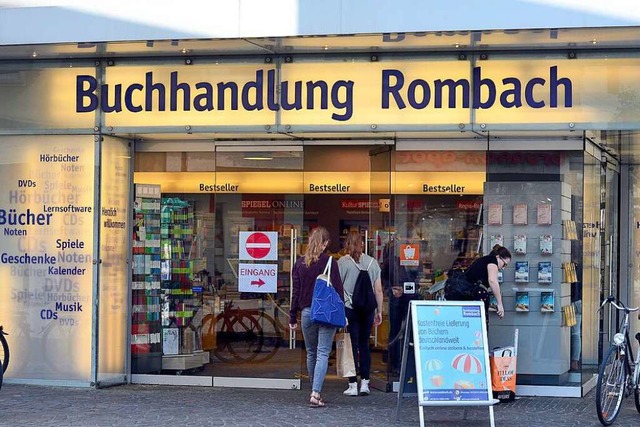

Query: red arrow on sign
left=251, top=278, right=266, bottom=287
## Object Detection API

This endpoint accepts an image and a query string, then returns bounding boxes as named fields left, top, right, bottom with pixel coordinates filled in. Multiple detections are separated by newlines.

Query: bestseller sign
left=238, top=263, right=278, bottom=293
left=239, top=231, right=278, bottom=261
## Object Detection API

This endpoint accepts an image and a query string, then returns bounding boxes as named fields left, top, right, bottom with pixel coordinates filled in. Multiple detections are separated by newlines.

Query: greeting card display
left=513, top=203, right=528, bottom=225
left=489, top=294, right=498, bottom=312
left=540, top=291, right=555, bottom=313
left=539, top=235, right=553, bottom=255
left=537, top=203, right=552, bottom=225
left=538, top=261, right=552, bottom=284
left=513, top=235, right=527, bottom=255
left=490, top=234, right=504, bottom=248
left=515, top=291, right=530, bottom=312
left=515, top=261, right=529, bottom=283
left=488, top=204, right=503, bottom=225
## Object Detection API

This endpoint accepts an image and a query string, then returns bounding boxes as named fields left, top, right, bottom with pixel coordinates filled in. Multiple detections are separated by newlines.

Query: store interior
left=129, top=136, right=604, bottom=393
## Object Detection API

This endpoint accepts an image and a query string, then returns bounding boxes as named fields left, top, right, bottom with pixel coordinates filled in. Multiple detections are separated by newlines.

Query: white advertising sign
left=238, top=231, right=278, bottom=261
left=0, top=135, right=95, bottom=382
left=238, top=263, right=278, bottom=293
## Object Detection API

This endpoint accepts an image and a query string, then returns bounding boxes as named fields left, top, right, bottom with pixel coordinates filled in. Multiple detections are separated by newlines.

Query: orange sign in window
left=399, top=243, right=420, bottom=266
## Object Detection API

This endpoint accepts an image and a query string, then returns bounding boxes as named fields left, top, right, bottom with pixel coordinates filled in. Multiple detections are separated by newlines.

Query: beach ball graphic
left=473, top=330, right=482, bottom=346
left=425, top=359, right=443, bottom=371
left=430, top=375, right=443, bottom=387
left=451, top=353, right=483, bottom=374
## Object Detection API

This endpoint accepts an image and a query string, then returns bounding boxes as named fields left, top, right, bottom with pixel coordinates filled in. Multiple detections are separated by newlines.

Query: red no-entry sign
left=246, top=232, right=271, bottom=258
left=239, top=231, right=278, bottom=261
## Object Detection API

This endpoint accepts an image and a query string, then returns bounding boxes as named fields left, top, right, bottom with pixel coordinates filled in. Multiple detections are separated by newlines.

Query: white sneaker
left=360, top=379, right=370, bottom=396
left=343, top=382, right=358, bottom=396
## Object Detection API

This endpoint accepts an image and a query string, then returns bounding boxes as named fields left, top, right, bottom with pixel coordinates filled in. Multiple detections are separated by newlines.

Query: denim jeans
left=301, top=307, right=337, bottom=394
left=570, top=300, right=582, bottom=362
left=345, top=307, right=375, bottom=382
left=388, top=296, right=410, bottom=375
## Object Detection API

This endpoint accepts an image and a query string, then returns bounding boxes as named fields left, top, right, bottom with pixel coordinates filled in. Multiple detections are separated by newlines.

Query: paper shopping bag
left=335, top=332, right=356, bottom=378
left=490, top=346, right=517, bottom=402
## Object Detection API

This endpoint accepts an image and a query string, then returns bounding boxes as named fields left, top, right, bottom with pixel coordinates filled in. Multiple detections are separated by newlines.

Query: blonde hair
left=304, top=226, right=330, bottom=266
left=344, top=231, right=364, bottom=263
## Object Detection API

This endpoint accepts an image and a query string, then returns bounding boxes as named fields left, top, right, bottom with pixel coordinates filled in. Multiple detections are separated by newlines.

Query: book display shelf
left=484, top=181, right=578, bottom=381
left=131, top=184, right=163, bottom=374
left=159, top=197, right=206, bottom=372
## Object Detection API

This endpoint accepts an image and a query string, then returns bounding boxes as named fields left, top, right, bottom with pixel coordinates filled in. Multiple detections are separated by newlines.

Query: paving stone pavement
left=0, top=380, right=638, bottom=427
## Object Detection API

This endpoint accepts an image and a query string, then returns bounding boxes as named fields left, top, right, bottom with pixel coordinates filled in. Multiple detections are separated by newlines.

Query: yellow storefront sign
left=394, top=171, right=485, bottom=194
left=134, top=171, right=484, bottom=194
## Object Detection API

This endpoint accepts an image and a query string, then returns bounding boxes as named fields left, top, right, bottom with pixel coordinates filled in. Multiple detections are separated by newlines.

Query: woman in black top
left=450, top=245, right=511, bottom=319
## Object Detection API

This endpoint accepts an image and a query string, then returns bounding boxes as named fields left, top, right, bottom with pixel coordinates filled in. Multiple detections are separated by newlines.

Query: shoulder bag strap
left=323, top=256, right=332, bottom=284
left=366, top=257, right=374, bottom=271
left=349, top=255, right=363, bottom=271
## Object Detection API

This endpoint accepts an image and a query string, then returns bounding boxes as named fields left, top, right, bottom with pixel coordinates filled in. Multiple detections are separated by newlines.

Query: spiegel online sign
left=75, top=66, right=573, bottom=122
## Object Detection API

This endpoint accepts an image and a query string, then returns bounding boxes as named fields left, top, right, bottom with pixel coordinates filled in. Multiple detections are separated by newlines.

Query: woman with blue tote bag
left=289, top=226, right=345, bottom=408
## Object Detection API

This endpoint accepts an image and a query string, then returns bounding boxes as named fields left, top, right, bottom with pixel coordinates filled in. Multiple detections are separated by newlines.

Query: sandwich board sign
left=396, top=300, right=498, bottom=427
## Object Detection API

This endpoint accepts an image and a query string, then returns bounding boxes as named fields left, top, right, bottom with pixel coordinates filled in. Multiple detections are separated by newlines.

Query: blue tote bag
left=311, top=257, right=346, bottom=328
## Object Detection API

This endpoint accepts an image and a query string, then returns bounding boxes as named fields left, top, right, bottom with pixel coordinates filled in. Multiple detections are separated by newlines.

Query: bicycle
left=0, top=325, right=9, bottom=373
left=0, top=325, right=8, bottom=390
left=595, top=295, right=640, bottom=425
left=202, top=299, right=283, bottom=364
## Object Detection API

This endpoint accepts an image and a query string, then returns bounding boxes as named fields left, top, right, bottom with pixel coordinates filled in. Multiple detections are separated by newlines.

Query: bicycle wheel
left=201, top=314, right=216, bottom=351
left=596, top=345, right=627, bottom=425
left=213, top=312, right=263, bottom=363
left=250, top=311, right=282, bottom=363
left=0, top=333, right=9, bottom=373
left=43, top=321, right=76, bottom=376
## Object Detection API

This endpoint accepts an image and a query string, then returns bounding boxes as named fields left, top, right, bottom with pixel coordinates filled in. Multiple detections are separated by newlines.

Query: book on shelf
left=563, top=220, right=578, bottom=240
left=540, top=291, right=555, bottom=313
left=513, top=235, right=527, bottom=255
left=488, top=294, right=498, bottom=312
left=488, top=204, right=503, bottom=225
left=537, top=203, right=552, bottom=225
left=162, top=327, right=180, bottom=355
left=516, top=291, right=530, bottom=312
left=563, top=262, right=578, bottom=283
left=490, top=234, right=504, bottom=248
left=513, top=203, right=528, bottom=225
left=161, top=260, right=171, bottom=281
left=538, top=261, right=553, bottom=284
left=539, top=235, right=553, bottom=255
left=515, top=261, right=529, bottom=283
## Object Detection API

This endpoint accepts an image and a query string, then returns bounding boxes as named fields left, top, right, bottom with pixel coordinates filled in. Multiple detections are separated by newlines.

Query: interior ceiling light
left=243, top=155, right=273, bottom=161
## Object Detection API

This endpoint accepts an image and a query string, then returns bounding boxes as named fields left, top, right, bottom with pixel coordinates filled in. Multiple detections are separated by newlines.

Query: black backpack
left=350, top=256, right=377, bottom=312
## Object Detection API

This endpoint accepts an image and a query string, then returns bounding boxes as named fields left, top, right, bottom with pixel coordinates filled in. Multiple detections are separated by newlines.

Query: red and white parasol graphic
left=451, top=353, right=483, bottom=374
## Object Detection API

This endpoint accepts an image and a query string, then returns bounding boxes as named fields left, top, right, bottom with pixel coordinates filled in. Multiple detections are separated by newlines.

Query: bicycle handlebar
left=599, top=295, right=640, bottom=313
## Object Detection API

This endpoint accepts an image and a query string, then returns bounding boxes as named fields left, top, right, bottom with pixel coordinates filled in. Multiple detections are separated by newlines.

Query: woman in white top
left=337, top=231, right=384, bottom=396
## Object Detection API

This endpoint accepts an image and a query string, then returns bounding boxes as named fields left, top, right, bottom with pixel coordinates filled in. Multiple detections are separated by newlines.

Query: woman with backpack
left=337, top=231, right=384, bottom=396
left=445, top=244, right=511, bottom=321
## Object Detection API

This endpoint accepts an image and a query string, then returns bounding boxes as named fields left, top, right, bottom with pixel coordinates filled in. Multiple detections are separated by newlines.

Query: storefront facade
left=0, top=27, right=639, bottom=397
